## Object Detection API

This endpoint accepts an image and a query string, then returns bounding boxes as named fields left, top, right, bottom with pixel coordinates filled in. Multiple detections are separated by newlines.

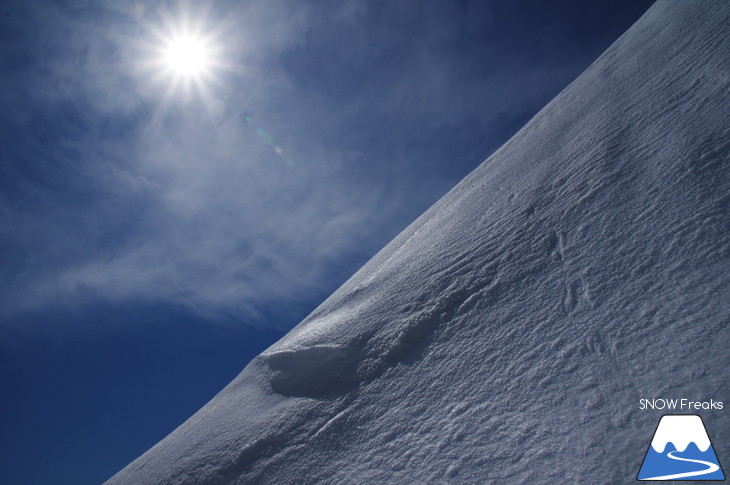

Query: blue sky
left=0, top=1, right=653, bottom=483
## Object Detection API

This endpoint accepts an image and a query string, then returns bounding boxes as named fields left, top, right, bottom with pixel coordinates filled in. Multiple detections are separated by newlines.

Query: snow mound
left=106, top=1, right=730, bottom=483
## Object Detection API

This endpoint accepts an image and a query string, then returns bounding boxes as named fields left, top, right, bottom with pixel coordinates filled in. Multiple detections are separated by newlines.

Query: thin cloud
left=1, top=0, right=615, bottom=329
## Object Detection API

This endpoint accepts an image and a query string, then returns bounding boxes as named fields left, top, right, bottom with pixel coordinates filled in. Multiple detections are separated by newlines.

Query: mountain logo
left=637, top=414, right=725, bottom=481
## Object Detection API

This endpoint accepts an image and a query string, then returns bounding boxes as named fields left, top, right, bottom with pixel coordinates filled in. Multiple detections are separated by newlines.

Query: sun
left=162, top=34, right=212, bottom=79
left=146, top=25, right=223, bottom=102
left=156, top=29, right=220, bottom=91
left=134, top=4, right=228, bottom=102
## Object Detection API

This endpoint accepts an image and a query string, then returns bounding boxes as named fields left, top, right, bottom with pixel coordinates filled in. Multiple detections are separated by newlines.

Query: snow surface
left=650, top=415, right=711, bottom=453
left=106, top=1, right=729, bottom=483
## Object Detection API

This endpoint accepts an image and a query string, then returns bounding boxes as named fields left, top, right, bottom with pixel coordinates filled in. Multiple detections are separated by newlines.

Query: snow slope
left=106, top=1, right=729, bottom=483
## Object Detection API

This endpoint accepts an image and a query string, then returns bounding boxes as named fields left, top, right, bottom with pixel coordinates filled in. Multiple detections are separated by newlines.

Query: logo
left=638, top=415, right=725, bottom=481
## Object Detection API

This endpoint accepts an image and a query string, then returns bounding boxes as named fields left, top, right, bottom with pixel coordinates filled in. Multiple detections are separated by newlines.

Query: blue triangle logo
left=638, top=415, right=725, bottom=481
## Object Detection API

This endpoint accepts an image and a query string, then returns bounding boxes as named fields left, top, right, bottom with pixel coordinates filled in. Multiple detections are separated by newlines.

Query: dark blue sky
left=0, top=1, right=653, bottom=484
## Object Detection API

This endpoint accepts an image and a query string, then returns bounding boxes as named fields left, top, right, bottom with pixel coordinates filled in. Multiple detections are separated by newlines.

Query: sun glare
left=162, top=35, right=211, bottom=78
left=134, top=2, right=227, bottom=103
left=131, top=0, right=239, bottom=110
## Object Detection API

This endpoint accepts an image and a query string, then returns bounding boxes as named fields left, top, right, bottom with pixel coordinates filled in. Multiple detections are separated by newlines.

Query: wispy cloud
left=1, top=0, right=608, bottom=329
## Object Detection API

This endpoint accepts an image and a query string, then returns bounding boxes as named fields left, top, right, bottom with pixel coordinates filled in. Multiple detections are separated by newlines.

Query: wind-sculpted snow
left=106, top=1, right=730, bottom=484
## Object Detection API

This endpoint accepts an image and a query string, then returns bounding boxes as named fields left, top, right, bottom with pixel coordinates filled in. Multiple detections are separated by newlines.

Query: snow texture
left=106, top=1, right=729, bottom=483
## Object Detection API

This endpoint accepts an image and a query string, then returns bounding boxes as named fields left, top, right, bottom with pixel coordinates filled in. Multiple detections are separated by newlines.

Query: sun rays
left=135, top=1, right=228, bottom=105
